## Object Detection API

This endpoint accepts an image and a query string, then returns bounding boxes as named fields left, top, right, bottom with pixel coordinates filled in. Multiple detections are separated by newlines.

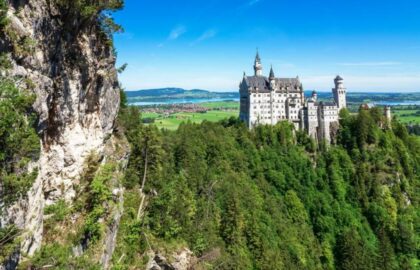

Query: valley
left=127, top=89, right=420, bottom=130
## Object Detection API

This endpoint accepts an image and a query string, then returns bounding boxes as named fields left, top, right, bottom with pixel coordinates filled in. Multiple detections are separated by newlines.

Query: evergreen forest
left=110, top=97, right=420, bottom=269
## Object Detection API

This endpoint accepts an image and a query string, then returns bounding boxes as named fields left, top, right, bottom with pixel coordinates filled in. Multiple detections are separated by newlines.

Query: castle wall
left=318, top=105, right=339, bottom=144
left=306, top=102, right=319, bottom=140
left=247, top=92, right=303, bottom=127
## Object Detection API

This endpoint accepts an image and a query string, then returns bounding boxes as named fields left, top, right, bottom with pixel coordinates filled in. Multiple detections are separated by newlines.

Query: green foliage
left=114, top=106, right=420, bottom=269
left=23, top=161, right=117, bottom=268
left=26, top=243, right=102, bottom=270
left=27, top=244, right=73, bottom=269
left=335, top=228, right=378, bottom=270
left=82, top=163, right=114, bottom=244
left=148, top=172, right=196, bottom=239
left=0, top=78, right=40, bottom=205
left=55, top=0, right=124, bottom=44
left=0, top=225, right=20, bottom=264
left=56, top=0, right=124, bottom=17
left=123, top=121, right=162, bottom=189
left=119, top=89, right=127, bottom=109
left=44, top=199, right=70, bottom=223
left=117, top=63, right=128, bottom=74
left=0, top=53, right=11, bottom=71
left=112, top=189, right=148, bottom=268
left=0, top=0, right=8, bottom=29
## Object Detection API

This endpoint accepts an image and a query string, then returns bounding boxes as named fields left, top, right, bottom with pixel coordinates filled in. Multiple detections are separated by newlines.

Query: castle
left=239, top=52, right=347, bottom=143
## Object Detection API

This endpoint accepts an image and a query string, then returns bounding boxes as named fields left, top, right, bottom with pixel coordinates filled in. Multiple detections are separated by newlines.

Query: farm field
left=146, top=110, right=238, bottom=130
left=392, top=108, right=420, bottom=124
left=140, top=102, right=420, bottom=130
left=199, top=101, right=239, bottom=110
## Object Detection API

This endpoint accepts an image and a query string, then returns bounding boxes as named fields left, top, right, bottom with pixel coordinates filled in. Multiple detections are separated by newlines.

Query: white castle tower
left=254, top=51, right=263, bottom=76
left=333, top=75, right=347, bottom=111
left=311, top=90, right=318, bottom=102
left=384, top=106, right=392, bottom=122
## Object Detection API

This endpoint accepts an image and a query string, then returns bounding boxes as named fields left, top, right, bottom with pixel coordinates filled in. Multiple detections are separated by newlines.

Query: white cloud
left=190, top=29, right=217, bottom=46
left=168, top=25, right=186, bottom=40
left=337, top=62, right=401, bottom=67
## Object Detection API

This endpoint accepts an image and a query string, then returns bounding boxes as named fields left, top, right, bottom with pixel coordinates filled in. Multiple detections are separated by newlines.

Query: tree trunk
left=137, top=148, right=148, bottom=220
left=141, top=149, right=148, bottom=191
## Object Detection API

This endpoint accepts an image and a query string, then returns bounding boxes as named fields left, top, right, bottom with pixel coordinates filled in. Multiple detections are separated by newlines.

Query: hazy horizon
left=124, top=87, right=420, bottom=94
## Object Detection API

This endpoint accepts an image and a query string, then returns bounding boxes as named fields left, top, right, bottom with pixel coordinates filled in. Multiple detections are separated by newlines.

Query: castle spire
left=269, top=65, right=276, bottom=90
left=269, top=65, right=275, bottom=80
left=254, top=50, right=263, bottom=76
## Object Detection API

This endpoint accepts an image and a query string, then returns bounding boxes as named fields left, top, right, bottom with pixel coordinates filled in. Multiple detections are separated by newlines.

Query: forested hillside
left=108, top=99, right=420, bottom=269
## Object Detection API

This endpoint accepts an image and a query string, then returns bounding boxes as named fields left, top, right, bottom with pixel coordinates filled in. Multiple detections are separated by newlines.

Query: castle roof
left=269, top=66, right=275, bottom=79
left=244, top=75, right=301, bottom=93
left=319, top=101, right=337, bottom=107
left=360, top=103, right=375, bottom=110
left=255, top=51, right=261, bottom=62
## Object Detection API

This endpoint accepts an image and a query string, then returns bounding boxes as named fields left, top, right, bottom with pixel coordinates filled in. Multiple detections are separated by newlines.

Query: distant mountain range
left=125, top=88, right=239, bottom=104
left=125, top=88, right=420, bottom=105
left=126, top=88, right=238, bottom=98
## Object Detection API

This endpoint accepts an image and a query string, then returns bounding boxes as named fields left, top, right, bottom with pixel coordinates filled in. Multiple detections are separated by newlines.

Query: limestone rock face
left=172, top=249, right=196, bottom=270
left=1, top=0, right=120, bottom=259
left=146, top=249, right=196, bottom=270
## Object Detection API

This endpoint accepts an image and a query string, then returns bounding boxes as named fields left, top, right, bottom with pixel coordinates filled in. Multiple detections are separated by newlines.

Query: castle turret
left=254, top=51, right=263, bottom=76
left=311, top=90, right=318, bottom=102
left=333, top=75, right=347, bottom=110
left=269, top=66, right=275, bottom=90
left=384, top=106, right=392, bottom=122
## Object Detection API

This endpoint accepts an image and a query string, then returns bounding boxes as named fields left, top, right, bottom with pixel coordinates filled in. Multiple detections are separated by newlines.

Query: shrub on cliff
left=55, top=0, right=124, bottom=42
left=0, top=78, right=40, bottom=206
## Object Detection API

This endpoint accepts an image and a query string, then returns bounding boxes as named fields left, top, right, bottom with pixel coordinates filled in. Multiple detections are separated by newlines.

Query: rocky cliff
left=1, top=0, right=122, bottom=264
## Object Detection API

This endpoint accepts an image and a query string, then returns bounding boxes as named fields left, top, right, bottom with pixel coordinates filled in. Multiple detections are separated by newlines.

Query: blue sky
left=113, top=0, right=420, bottom=92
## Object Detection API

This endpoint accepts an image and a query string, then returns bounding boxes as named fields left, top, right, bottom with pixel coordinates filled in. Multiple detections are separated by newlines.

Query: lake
left=130, top=97, right=240, bottom=106
left=373, top=101, right=420, bottom=106
left=128, top=95, right=420, bottom=107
